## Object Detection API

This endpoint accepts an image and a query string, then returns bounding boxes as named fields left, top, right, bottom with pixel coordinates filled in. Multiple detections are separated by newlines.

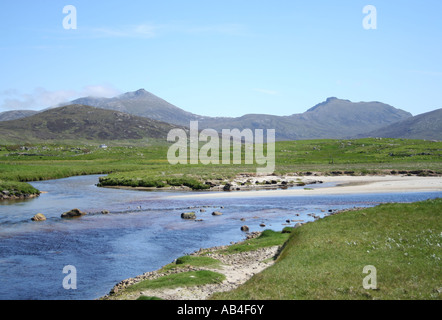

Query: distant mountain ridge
left=1, top=88, right=439, bottom=141
left=196, top=97, right=412, bottom=140
left=358, top=108, right=442, bottom=140
left=59, top=90, right=414, bottom=140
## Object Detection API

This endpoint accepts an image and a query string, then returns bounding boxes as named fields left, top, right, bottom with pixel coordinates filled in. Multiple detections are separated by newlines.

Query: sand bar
left=167, top=175, right=442, bottom=199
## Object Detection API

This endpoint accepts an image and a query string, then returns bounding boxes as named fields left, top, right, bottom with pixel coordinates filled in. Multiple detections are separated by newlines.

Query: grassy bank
left=0, top=179, right=40, bottom=199
left=105, top=230, right=290, bottom=300
left=0, top=138, right=441, bottom=194
left=211, top=198, right=442, bottom=300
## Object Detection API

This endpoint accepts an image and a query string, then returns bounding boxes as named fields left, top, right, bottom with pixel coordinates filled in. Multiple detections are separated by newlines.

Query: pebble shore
left=100, top=232, right=282, bottom=300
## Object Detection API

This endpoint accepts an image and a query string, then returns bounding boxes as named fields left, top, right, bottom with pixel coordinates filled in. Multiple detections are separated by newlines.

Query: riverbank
left=211, top=198, right=442, bottom=300
left=100, top=231, right=285, bottom=300
left=167, top=174, right=442, bottom=199
left=0, top=180, right=40, bottom=201
left=101, top=199, right=442, bottom=300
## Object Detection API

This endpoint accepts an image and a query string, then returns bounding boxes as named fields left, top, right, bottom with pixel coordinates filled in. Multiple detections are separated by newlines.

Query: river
left=0, top=174, right=440, bottom=300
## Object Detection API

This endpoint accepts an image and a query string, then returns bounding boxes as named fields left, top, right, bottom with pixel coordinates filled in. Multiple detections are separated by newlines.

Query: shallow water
left=0, top=175, right=440, bottom=300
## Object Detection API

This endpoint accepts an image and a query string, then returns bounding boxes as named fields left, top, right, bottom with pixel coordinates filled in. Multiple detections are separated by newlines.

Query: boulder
left=181, top=212, right=196, bottom=220
left=212, top=211, right=223, bottom=216
left=31, top=213, right=46, bottom=221
left=241, top=225, right=249, bottom=232
left=2, top=190, right=10, bottom=196
left=101, top=210, right=110, bottom=214
left=61, top=208, right=87, bottom=218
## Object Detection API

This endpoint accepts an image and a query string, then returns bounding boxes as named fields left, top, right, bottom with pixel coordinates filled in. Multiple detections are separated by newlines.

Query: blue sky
left=0, top=0, right=441, bottom=116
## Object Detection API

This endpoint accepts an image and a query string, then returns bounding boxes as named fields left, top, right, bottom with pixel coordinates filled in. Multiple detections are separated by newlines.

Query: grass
left=218, top=230, right=290, bottom=254
left=159, top=255, right=222, bottom=272
left=0, top=179, right=40, bottom=196
left=125, top=270, right=226, bottom=292
left=0, top=138, right=440, bottom=195
left=136, top=296, right=163, bottom=300
left=211, top=198, right=442, bottom=300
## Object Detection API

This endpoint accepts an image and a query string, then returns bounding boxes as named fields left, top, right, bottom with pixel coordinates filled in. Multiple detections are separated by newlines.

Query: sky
left=0, top=0, right=441, bottom=117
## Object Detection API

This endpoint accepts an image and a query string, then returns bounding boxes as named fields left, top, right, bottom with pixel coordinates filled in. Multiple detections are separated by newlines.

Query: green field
left=0, top=138, right=441, bottom=195
left=211, top=198, right=442, bottom=300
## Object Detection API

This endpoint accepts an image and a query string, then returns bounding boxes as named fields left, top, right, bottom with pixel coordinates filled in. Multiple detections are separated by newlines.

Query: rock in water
left=241, top=225, right=250, bottom=232
left=31, top=213, right=46, bottom=221
left=212, top=211, right=223, bottom=216
left=61, top=208, right=87, bottom=218
left=181, top=212, right=196, bottom=220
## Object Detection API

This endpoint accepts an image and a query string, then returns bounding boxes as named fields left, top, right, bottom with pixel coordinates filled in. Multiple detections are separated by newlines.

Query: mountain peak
left=134, top=88, right=148, bottom=95
left=119, top=88, right=152, bottom=99
left=307, top=97, right=345, bottom=112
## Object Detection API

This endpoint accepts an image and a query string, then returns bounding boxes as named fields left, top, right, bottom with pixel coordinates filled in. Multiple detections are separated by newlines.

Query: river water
left=0, top=174, right=440, bottom=300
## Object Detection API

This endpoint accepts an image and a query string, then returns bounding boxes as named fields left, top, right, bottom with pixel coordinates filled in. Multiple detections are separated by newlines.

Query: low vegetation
left=211, top=198, right=442, bottom=300
left=0, top=138, right=440, bottom=196
left=0, top=179, right=40, bottom=197
left=217, top=230, right=290, bottom=254
left=159, top=255, right=222, bottom=272
left=125, top=270, right=226, bottom=292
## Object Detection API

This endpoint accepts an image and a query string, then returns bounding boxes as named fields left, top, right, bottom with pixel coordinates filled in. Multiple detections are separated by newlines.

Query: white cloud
left=0, top=85, right=121, bottom=111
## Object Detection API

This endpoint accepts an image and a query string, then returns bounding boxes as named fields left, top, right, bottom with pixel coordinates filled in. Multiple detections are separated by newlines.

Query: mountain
left=64, top=89, right=203, bottom=126
left=0, top=104, right=182, bottom=144
left=60, top=90, right=413, bottom=140
left=358, top=108, right=442, bottom=140
left=0, top=110, right=39, bottom=121
left=197, top=97, right=412, bottom=140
